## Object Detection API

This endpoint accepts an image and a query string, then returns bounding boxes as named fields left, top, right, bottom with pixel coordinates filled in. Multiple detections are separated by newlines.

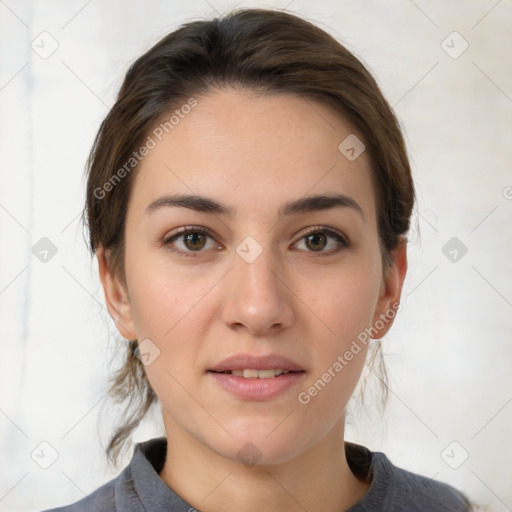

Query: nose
left=220, top=244, right=295, bottom=336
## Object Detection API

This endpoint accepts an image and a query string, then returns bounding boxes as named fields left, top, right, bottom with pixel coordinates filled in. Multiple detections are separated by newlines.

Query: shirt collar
left=114, top=437, right=387, bottom=511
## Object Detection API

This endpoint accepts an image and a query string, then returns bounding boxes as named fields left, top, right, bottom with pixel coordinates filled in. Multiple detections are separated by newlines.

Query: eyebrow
left=146, top=193, right=365, bottom=220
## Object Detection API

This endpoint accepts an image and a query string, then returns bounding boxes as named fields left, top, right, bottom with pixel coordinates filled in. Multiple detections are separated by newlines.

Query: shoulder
left=385, top=461, right=472, bottom=511
left=40, top=473, right=119, bottom=512
left=346, top=443, right=472, bottom=512
left=40, top=437, right=169, bottom=512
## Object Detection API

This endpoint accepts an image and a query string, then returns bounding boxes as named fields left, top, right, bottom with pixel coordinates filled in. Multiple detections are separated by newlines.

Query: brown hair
left=84, top=8, right=415, bottom=465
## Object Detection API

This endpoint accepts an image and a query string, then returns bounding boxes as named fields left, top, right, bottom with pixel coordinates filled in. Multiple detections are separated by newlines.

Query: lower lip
left=208, top=371, right=305, bottom=401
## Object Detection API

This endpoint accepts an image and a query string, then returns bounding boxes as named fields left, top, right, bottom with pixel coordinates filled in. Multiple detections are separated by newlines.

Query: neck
left=159, top=418, right=369, bottom=512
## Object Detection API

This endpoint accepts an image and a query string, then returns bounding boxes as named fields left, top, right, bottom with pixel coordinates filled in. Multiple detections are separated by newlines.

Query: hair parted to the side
left=83, top=8, right=415, bottom=466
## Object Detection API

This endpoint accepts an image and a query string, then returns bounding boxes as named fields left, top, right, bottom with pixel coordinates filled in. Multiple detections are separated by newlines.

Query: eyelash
left=162, top=226, right=349, bottom=258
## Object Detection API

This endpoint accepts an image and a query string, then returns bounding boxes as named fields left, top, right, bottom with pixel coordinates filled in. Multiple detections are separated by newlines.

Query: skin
left=98, top=88, right=407, bottom=511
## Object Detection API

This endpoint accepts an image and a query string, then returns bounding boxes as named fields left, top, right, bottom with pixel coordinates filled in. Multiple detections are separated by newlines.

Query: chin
left=222, top=439, right=304, bottom=467
left=206, top=420, right=312, bottom=467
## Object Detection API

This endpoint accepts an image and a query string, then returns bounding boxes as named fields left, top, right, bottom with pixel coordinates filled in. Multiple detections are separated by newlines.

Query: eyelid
left=162, top=225, right=214, bottom=243
left=295, top=225, right=349, bottom=245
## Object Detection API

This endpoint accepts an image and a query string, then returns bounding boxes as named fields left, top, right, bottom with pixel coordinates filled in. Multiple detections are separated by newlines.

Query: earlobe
left=96, top=246, right=137, bottom=340
left=371, top=238, right=408, bottom=339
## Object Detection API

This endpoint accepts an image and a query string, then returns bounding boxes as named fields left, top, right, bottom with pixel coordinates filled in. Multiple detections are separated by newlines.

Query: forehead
left=129, top=88, right=376, bottom=221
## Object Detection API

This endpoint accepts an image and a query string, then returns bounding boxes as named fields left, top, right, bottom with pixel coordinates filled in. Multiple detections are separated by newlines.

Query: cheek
left=124, top=257, right=219, bottom=426
left=123, top=249, right=223, bottom=396
left=297, top=252, right=382, bottom=402
left=124, top=249, right=221, bottom=341
left=302, top=257, right=382, bottom=349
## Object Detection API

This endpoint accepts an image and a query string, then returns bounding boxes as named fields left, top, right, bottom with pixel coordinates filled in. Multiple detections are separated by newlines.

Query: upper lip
left=209, top=353, right=304, bottom=372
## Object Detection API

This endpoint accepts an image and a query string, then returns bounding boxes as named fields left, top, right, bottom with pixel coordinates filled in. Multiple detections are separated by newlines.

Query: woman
left=45, top=8, right=473, bottom=511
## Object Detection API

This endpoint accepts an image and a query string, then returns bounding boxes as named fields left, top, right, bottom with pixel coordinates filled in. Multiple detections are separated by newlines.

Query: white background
left=0, top=1, right=511, bottom=511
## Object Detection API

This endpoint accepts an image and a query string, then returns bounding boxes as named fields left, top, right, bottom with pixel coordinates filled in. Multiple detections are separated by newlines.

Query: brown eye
left=183, top=232, right=207, bottom=251
left=293, top=227, right=348, bottom=255
left=163, top=227, right=220, bottom=257
left=305, top=232, right=327, bottom=251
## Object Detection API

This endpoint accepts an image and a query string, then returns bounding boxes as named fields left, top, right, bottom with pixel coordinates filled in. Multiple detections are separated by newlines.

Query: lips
left=207, top=353, right=305, bottom=400
left=208, top=353, right=304, bottom=373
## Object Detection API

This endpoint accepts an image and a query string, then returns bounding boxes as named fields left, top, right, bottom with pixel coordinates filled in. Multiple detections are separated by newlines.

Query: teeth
left=230, top=369, right=291, bottom=378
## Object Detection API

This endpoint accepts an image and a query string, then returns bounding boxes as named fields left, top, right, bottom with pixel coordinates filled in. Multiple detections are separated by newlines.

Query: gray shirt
left=42, top=437, right=472, bottom=511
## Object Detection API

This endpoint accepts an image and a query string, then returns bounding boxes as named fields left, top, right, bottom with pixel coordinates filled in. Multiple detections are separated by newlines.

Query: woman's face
left=100, top=88, right=406, bottom=465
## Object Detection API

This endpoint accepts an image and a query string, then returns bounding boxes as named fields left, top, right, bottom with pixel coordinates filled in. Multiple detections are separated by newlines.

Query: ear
left=371, top=237, right=408, bottom=339
left=97, top=245, right=137, bottom=340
